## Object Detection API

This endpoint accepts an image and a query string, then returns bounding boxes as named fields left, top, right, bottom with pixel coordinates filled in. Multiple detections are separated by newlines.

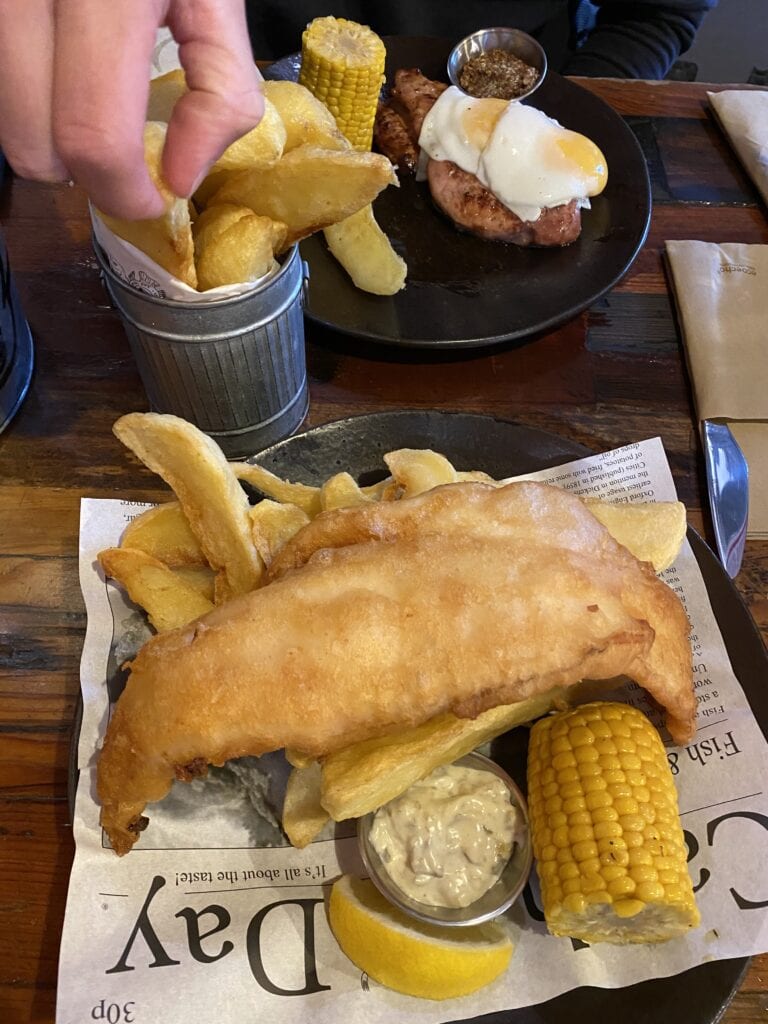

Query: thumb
left=162, top=79, right=264, bottom=196
left=161, top=0, right=264, bottom=197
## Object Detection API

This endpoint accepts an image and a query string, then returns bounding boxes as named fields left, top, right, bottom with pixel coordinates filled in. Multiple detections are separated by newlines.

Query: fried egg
left=418, top=88, right=508, bottom=175
left=418, top=86, right=608, bottom=223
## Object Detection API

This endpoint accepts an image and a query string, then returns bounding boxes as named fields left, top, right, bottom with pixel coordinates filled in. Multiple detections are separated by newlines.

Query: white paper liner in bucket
left=92, top=210, right=309, bottom=457
left=90, top=208, right=279, bottom=302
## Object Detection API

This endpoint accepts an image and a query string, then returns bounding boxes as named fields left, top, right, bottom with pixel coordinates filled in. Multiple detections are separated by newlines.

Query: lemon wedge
left=328, top=875, right=514, bottom=1000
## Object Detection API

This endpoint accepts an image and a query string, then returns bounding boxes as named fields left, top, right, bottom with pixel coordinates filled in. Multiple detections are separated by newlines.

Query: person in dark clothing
left=246, top=0, right=717, bottom=80
left=0, top=0, right=715, bottom=222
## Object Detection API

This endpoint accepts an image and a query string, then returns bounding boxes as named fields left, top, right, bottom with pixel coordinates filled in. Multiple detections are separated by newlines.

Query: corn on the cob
left=527, top=702, right=700, bottom=944
left=298, top=16, right=385, bottom=152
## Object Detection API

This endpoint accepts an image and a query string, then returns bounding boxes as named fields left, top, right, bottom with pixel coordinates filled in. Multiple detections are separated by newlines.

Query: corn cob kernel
left=528, top=702, right=700, bottom=944
left=298, top=17, right=385, bottom=152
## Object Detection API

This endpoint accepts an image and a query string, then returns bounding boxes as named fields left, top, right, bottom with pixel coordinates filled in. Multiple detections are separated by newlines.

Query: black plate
left=265, top=38, right=651, bottom=348
left=71, top=411, right=768, bottom=1022
left=249, top=410, right=766, bottom=1024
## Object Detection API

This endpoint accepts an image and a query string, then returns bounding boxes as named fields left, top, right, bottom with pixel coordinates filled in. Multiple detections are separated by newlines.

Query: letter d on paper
left=246, top=899, right=331, bottom=996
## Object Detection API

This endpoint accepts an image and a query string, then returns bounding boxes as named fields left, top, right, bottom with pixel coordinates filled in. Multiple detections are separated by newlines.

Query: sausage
left=427, top=160, right=582, bottom=246
left=374, top=101, right=419, bottom=174
left=390, top=68, right=449, bottom=140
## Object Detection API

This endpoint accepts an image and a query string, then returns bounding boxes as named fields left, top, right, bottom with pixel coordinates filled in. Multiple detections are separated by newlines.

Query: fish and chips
left=96, top=413, right=693, bottom=857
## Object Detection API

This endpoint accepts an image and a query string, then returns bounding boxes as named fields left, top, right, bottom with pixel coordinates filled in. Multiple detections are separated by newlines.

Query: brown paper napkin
left=666, top=240, right=768, bottom=538
left=708, top=90, right=768, bottom=207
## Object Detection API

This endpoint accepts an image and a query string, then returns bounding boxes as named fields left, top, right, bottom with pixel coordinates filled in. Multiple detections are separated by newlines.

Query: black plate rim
left=69, top=410, right=766, bottom=1023
left=266, top=40, right=652, bottom=348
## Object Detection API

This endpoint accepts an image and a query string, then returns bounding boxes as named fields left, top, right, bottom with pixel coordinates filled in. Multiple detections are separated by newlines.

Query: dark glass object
left=0, top=153, right=34, bottom=432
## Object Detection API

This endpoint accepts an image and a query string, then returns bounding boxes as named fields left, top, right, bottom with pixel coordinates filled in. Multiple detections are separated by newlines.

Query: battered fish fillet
left=269, top=482, right=694, bottom=735
left=98, top=482, right=695, bottom=855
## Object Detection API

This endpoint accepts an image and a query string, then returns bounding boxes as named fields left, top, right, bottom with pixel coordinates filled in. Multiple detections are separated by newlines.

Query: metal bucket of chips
left=95, top=242, right=309, bottom=458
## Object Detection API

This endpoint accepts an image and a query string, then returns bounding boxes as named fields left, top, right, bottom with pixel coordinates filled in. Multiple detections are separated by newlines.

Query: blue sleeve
left=562, top=0, right=719, bottom=79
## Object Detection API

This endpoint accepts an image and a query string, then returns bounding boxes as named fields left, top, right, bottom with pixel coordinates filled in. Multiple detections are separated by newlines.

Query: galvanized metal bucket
left=95, top=242, right=309, bottom=458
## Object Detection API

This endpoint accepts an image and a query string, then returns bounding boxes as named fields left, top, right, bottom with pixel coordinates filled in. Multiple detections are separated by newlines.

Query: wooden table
left=0, top=77, right=766, bottom=1023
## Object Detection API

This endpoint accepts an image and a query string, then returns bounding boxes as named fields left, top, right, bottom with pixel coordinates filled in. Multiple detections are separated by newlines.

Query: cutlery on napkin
left=701, top=420, right=748, bottom=578
left=708, top=89, right=768, bottom=208
left=665, top=240, right=768, bottom=564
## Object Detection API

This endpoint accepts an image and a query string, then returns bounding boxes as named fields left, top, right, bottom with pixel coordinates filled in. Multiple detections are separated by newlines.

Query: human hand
left=0, top=0, right=264, bottom=219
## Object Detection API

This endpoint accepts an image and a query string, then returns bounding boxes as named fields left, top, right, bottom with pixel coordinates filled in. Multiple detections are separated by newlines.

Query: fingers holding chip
left=100, top=67, right=404, bottom=295
left=97, top=122, right=197, bottom=288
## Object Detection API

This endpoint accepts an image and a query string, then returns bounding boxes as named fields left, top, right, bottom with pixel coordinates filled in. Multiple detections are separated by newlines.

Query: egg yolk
left=556, top=131, right=608, bottom=196
left=460, top=98, right=508, bottom=153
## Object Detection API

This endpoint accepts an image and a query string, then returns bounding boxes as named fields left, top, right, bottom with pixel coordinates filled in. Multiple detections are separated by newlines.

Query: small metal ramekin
left=447, top=27, right=547, bottom=101
left=358, top=751, right=533, bottom=928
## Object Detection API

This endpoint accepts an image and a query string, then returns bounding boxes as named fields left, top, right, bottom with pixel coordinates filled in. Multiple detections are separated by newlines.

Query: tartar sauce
left=369, top=763, right=521, bottom=908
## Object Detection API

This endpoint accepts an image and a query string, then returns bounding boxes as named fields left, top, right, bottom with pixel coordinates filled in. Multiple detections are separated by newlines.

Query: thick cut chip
left=586, top=499, right=687, bottom=572
left=262, top=80, right=350, bottom=153
left=320, top=688, right=569, bottom=821
left=361, top=476, right=395, bottom=500
left=324, top=205, right=406, bottom=295
left=249, top=500, right=310, bottom=565
left=121, top=501, right=205, bottom=567
left=146, top=69, right=187, bottom=122
left=171, top=565, right=216, bottom=603
left=97, top=122, right=196, bottom=287
left=384, top=448, right=458, bottom=497
left=234, top=461, right=390, bottom=516
left=456, top=470, right=496, bottom=483
left=210, top=145, right=397, bottom=246
left=233, top=462, right=323, bottom=516
left=213, top=570, right=235, bottom=606
left=211, top=97, right=286, bottom=173
left=113, top=413, right=263, bottom=596
left=148, top=70, right=285, bottom=172
left=192, top=100, right=286, bottom=211
left=193, top=169, right=237, bottom=210
left=320, top=472, right=372, bottom=511
left=99, top=548, right=214, bottom=632
left=285, top=748, right=314, bottom=769
left=193, top=204, right=286, bottom=290
left=283, top=762, right=330, bottom=848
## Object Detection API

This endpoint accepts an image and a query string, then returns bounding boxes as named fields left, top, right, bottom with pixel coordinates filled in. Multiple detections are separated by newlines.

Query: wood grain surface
left=0, top=77, right=766, bottom=1023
